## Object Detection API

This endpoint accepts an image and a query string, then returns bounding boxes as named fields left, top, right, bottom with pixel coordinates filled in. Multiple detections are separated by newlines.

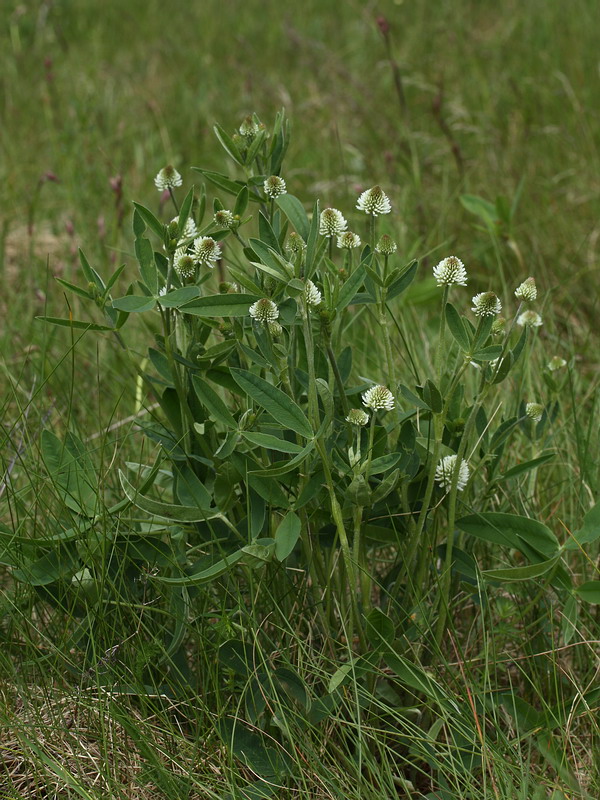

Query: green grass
left=1, top=1, right=600, bottom=798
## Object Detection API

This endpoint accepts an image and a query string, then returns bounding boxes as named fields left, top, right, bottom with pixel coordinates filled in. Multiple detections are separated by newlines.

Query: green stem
left=316, top=438, right=362, bottom=648
left=434, top=386, right=488, bottom=647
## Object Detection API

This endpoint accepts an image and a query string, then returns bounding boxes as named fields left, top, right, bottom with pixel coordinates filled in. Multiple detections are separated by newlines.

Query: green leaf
left=445, top=302, right=471, bottom=351
left=234, top=185, right=249, bottom=217
left=213, top=122, right=244, bottom=165
left=337, top=264, right=366, bottom=311
left=498, top=453, right=555, bottom=481
left=132, top=202, right=165, bottom=240
left=191, top=169, right=250, bottom=198
left=258, top=212, right=282, bottom=254
left=218, top=719, right=292, bottom=779
left=456, top=512, right=559, bottom=558
left=157, top=286, right=202, bottom=308
left=54, top=278, right=93, bottom=301
left=399, top=384, right=430, bottom=411
left=78, top=248, right=100, bottom=286
left=423, top=379, right=443, bottom=413
left=575, top=581, right=600, bottom=604
left=561, top=595, right=578, bottom=645
left=13, top=546, right=80, bottom=586
left=565, top=500, right=600, bottom=550
left=275, top=194, right=309, bottom=240
left=41, top=430, right=98, bottom=516
left=241, top=432, right=304, bottom=454
left=472, top=314, right=494, bottom=351
left=112, top=295, right=157, bottom=313
left=482, top=556, right=560, bottom=582
left=386, top=259, right=418, bottom=300
left=274, top=512, right=301, bottom=561
left=192, top=375, right=237, bottom=429
left=180, top=293, right=259, bottom=318
left=37, top=317, right=115, bottom=332
left=177, top=185, right=195, bottom=236
left=249, top=442, right=314, bottom=478
left=231, top=369, right=313, bottom=439
left=365, top=608, right=395, bottom=649
left=135, top=237, right=158, bottom=295
left=156, top=550, right=246, bottom=586
left=249, top=238, right=291, bottom=279
left=460, top=193, right=498, bottom=230
left=244, top=128, right=267, bottom=168
left=119, top=470, right=218, bottom=522
left=384, top=653, right=454, bottom=708
left=472, top=345, right=503, bottom=361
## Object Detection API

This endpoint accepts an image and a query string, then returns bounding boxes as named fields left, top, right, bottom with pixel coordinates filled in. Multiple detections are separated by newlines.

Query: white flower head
left=514, top=277, right=537, bottom=302
left=375, top=235, right=397, bottom=255
left=361, top=384, right=394, bottom=411
left=174, top=248, right=196, bottom=281
left=433, top=255, right=467, bottom=287
left=346, top=408, right=369, bottom=426
left=320, top=208, right=348, bottom=237
left=249, top=298, right=279, bottom=324
left=192, top=236, right=220, bottom=267
left=337, top=231, right=362, bottom=250
left=525, top=402, right=544, bottom=422
left=547, top=356, right=567, bottom=372
left=435, top=455, right=470, bottom=493
left=154, top=165, right=182, bottom=192
left=356, top=185, right=391, bottom=216
left=472, top=292, right=502, bottom=317
left=214, top=209, right=235, bottom=229
left=305, top=280, right=322, bottom=307
left=171, top=215, right=198, bottom=240
left=263, top=175, right=287, bottom=199
left=517, top=310, right=543, bottom=328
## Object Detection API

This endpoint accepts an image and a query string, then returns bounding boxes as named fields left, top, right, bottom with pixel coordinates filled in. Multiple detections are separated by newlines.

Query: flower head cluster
left=268, top=321, right=283, bottom=336
left=547, top=356, right=567, bottom=371
left=172, top=215, right=198, bottom=240
left=346, top=408, right=369, bottom=426
left=361, top=385, right=394, bottom=411
left=356, top=185, right=391, bottom=216
left=320, top=208, right=347, bottom=237
left=433, top=255, right=468, bottom=287
left=491, top=316, right=506, bottom=335
left=517, top=310, right=543, bottom=328
left=263, top=175, right=287, bottom=199
left=174, top=249, right=196, bottom=281
left=515, top=277, right=537, bottom=302
left=285, top=232, right=307, bottom=256
left=239, top=115, right=259, bottom=137
left=305, top=280, right=322, bottom=307
left=435, top=455, right=470, bottom=493
left=192, top=236, right=220, bottom=267
left=214, top=209, right=235, bottom=229
left=472, top=292, right=502, bottom=317
left=154, top=166, right=182, bottom=192
left=525, top=402, right=544, bottom=422
left=249, top=298, right=279, bottom=324
left=375, top=235, right=397, bottom=255
left=337, top=231, right=361, bottom=250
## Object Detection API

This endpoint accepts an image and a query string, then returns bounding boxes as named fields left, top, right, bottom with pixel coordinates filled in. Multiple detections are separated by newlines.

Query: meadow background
left=1, top=0, right=600, bottom=798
